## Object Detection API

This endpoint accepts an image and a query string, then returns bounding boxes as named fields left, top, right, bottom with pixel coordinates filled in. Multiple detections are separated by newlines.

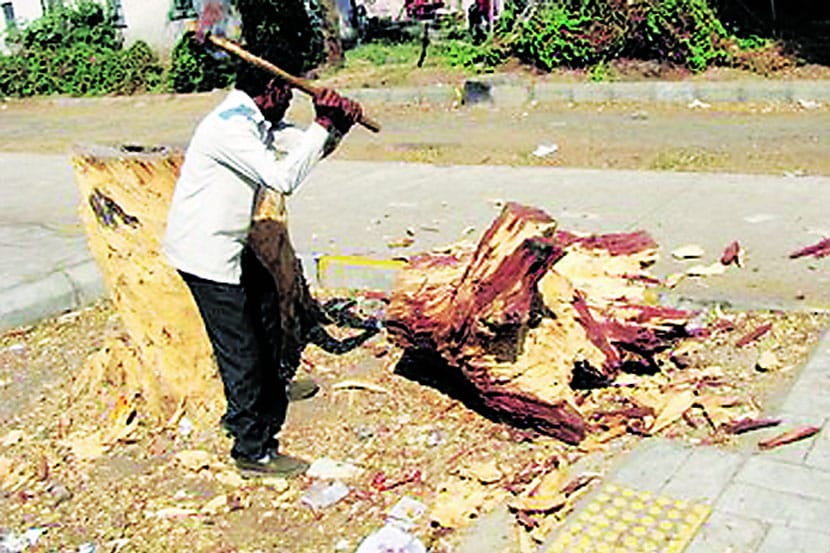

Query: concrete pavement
left=2, top=154, right=830, bottom=332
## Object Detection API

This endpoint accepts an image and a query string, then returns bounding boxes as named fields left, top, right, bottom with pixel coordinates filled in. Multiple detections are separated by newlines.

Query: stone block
left=660, top=447, right=743, bottom=502
left=757, top=525, right=830, bottom=553
left=735, top=455, right=830, bottom=501
left=684, top=510, right=767, bottom=553
left=609, top=438, right=691, bottom=493
left=717, top=482, right=830, bottom=531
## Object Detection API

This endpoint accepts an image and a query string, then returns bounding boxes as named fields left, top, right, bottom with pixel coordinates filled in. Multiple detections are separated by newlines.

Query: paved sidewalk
left=543, top=329, right=830, bottom=553
left=2, top=154, right=830, bottom=331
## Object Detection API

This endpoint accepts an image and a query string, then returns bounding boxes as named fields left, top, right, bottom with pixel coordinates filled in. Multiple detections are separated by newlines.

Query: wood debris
left=387, top=203, right=699, bottom=444
left=720, top=240, right=743, bottom=267
left=789, top=237, right=830, bottom=259
left=758, top=425, right=821, bottom=450
left=736, top=323, right=773, bottom=347
left=724, top=417, right=782, bottom=435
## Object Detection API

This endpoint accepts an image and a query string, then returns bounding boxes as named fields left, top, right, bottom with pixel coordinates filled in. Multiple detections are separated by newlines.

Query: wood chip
left=758, top=426, right=821, bottom=450
left=736, top=323, right=773, bottom=347
left=332, top=380, right=389, bottom=394
left=650, top=390, right=697, bottom=434
left=724, top=417, right=782, bottom=435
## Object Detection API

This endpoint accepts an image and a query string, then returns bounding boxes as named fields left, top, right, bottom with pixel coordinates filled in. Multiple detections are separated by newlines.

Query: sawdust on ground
left=0, top=297, right=828, bottom=552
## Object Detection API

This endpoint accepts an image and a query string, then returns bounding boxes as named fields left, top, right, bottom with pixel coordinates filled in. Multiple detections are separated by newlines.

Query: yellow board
left=316, top=255, right=406, bottom=291
left=546, top=483, right=711, bottom=553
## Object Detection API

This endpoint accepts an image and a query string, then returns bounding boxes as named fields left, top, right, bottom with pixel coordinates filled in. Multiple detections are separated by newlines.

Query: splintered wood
left=72, top=147, right=308, bottom=420
left=387, top=202, right=698, bottom=444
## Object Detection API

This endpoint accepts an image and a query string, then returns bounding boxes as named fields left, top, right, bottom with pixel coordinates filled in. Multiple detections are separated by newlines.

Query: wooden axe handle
left=207, top=34, right=382, bottom=133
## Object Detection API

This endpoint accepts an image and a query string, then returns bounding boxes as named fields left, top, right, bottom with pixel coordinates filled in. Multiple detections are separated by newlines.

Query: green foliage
left=168, top=32, right=235, bottom=93
left=0, top=0, right=164, bottom=97
left=636, top=0, right=730, bottom=71
left=472, top=0, right=768, bottom=73
left=439, top=39, right=507, bottom=70
left=232, top=0, right=326, bottom=74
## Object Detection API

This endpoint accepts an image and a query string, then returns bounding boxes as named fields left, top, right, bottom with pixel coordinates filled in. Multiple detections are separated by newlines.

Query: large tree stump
left=386, top=203, right=696, bottom=444
left=72, top=146, right=315, bottom=421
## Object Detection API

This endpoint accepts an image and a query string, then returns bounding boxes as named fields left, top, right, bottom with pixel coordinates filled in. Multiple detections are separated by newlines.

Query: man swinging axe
left=163, top=45, right=365, bottom=478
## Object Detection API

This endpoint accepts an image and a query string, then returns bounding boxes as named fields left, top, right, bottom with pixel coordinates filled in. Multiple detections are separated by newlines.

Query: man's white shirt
left=163, top=89, right=330, bottom=284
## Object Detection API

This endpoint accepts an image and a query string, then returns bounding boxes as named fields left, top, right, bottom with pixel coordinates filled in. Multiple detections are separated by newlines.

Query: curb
left=0, top=259, right=104, bottom=332
left=346, top=79, right=830, bottom=106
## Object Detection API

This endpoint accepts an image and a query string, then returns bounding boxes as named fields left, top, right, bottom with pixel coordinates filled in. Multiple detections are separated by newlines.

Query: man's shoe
left=234, top=452, right=309, bottom=479
left=287, top=378, right=320, bottom=402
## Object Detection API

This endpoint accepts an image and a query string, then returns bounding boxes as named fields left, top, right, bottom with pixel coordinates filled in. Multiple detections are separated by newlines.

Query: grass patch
left=649, top=147, right=730, bottom=171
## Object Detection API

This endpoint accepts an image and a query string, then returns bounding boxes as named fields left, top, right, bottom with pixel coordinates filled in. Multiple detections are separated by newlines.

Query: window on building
left=2, top=1, right=15, bottom=29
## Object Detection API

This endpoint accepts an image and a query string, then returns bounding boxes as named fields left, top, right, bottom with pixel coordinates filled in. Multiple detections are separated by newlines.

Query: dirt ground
left=0, top=72, right=828, bottom=176
left=1, top=67, right=830, bottom=552
left=0, top=297, right=829, bottom=553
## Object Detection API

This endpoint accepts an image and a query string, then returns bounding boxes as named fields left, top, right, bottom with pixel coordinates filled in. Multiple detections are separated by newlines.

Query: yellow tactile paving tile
left=547, top=484, right=711, bottom=553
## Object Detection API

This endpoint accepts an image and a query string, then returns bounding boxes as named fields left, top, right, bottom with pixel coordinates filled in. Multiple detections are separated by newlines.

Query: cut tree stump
left=72, top=146, right=314, bottom=421
left=386, top=202, right=696, bottom=444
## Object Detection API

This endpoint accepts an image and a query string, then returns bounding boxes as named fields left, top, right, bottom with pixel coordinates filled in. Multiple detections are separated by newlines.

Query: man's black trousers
left=179, top=246, right=288, bottom=461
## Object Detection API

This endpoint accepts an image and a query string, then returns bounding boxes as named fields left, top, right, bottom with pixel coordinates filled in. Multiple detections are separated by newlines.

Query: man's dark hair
left=234, top=43, right=299, bottom=97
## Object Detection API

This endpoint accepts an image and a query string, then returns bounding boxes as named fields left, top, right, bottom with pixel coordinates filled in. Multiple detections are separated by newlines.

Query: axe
left=187, top=2, right=381, bottom=133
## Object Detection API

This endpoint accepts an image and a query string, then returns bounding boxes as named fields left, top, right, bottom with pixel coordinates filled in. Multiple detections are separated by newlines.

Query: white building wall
left=1, top=0, right=180, bottom=55
left=120, top=0, right=180, bottom=54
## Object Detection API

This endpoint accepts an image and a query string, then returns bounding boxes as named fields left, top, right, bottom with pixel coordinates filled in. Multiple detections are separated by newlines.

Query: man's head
left=234, top=46, right=295, bottom=123
left=254, top=78, right=292, bottom=123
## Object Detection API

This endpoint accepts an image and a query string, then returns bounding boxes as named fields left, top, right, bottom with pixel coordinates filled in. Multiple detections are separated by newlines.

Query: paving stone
left=660, top=447, right=743, bottom=502
left=790, top=81, right=830, bottom=102
left=735, top=456, right=830, bottom=501
left=757, top=525, right=830, bottom=553
left=804, top=429, right=830, bottom=469
left=778, top=386, right=830, bottom=418
left=609, top=439, right=691, bottom=493
left=684, top=510, right=768, bottom=553
left=717, top=482, right=830, bottom=532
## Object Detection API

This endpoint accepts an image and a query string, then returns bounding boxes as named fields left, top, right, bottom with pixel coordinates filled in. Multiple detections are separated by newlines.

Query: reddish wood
left=554, top=230, right=657, bottom=255
left=387, top=202, right=698, bottom=444
left=735, top=323, right=773, bottom=347
left=725, top=417, right=782, bottom=435
left=720, top=240, right=742, bottom=266
left=789, top=237, right=830, bottom=259
left=758, top=426, right=821, bottom=450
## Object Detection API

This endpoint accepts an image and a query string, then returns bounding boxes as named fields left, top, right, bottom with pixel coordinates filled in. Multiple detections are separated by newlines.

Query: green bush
left=168, top=32, right=236, bottom=93
left=0, top=0, right=165, bottom=97
left=451, top=0, right=772, bottom=74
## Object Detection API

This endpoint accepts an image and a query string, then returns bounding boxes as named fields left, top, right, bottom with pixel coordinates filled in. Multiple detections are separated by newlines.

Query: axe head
left=181, top=0, right=241, bottom=43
